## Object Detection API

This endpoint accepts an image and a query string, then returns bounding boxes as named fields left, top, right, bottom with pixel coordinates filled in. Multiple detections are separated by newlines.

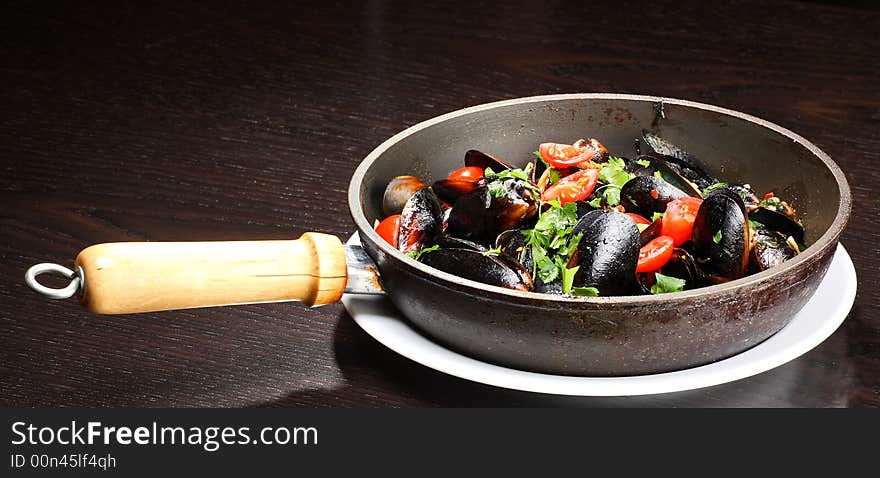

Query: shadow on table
left=258, top=305, right=856, bottom=407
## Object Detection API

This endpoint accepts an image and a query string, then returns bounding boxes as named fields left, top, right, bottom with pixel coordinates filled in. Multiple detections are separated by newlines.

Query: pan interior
left=359, top=97, right=840, bottom=247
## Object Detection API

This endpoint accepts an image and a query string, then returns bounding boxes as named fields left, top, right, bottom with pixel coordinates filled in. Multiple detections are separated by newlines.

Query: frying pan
left=25, top=94, right=851, bottom=377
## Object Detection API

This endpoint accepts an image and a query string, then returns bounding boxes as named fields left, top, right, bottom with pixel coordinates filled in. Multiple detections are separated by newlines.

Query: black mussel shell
left=751, top=228, right=798, bottom=271
left=383, top=175, right=426, bottom=217
left=420, top=248, right=533, bottom=291
left=436, top=234, right=487, bottom=252
left=625, top=156, right=702, bottom=198
left=569, top=210, right=640, bottom=296
left=624, top=155, right=656, bottom=176
left=432, top=178, right=485, bottom=206
left=639, top=219, right=663, bottom=247
left=464, top=149, right=515, bottom=174
left=575, top=200, right=599, bottom=219
left=398, top=187, right=443, bottom=254
left=749, top=206, right=805, bottom=243
left=691, top=188, right=750, bottom=281
left=491, top=178, right=538, bottom=233
left=619, top=175, right=688, bottom=217
left=659, top=248, right=705, bottom=289
left=641, top=130, right=718, bottom=189
left=444, top=185, right=493, bottom=242
left=720, top=183, right=760, bottom=210
left=495, top=229, right=532, bottom=270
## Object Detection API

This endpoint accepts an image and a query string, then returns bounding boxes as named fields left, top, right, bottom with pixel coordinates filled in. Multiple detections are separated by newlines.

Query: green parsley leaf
left=748, top=219, right=765, bottom=229
left=482, top=246, right=502, bottom=256
left=651, top=212, right=665, bottom=222
left=713, top=230, right=723, bottom=244
left=653, top=170, right=664, bottom=180
left=636, top=159, right=652, bottom=167
left=702, top=182, right=727, bottom=196
left=560, top=264, right=579, bottom=294
left=650, top=273, right=686, bottom=294
left=407, top=245, right=439, bottom=261
left=588, top=197, right=603, bottom=208
left=571, top=286, right=600, bottom=297
left=603, top=187, right=621, bottom=206
left=488, top=180, right=507, bottom=198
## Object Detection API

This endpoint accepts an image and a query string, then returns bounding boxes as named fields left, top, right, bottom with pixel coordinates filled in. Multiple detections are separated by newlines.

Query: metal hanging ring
left=25, top=263, right=83, bottom=299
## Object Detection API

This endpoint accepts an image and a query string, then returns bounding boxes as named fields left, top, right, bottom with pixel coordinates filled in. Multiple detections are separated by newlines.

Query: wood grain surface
left=1, top=0, right=878, bottom=407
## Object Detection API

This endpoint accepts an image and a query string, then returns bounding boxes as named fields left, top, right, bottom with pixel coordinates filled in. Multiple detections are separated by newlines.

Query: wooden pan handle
left=73, top=232, right=347, bottom=314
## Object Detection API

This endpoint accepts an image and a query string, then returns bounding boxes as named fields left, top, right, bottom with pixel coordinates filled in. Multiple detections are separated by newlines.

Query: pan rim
left=348, top=93, right=852, bottom=304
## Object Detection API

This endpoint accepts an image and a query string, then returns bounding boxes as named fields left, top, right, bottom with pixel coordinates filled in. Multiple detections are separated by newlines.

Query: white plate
left=342, top=235, right=857, bottom=396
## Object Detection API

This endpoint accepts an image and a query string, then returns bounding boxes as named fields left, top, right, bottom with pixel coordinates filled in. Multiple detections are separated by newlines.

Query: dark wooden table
left=2, top=0, right=878, bottom=407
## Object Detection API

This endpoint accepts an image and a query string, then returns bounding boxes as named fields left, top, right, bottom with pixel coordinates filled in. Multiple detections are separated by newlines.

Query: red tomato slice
left=661, top=197, right=704, bottom=246
left=626, top=213, right=651, bottom=225
left=447, top=166, right=484, bottom=182
left=375, top=214, right=401, bottom=246
left=539, top=141, right=606, bottom=168
left=637, top=235, right=675, bottom=273
left=540, top=169, right=599, bottom=205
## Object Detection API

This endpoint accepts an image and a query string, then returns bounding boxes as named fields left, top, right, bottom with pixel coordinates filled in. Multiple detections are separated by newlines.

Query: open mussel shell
left=383, top=175, right=426, bottom=216
left=691, top=188, right=750, bottom=281
left=398, top=187, right=443, bottom=254
left=749, top=206, right=805, bottom=243
left=432, top=178, right=485, bottom=206
left=436, top=234, right=487, bottom=252
left=751, top=228, right=798, bottom=271
left=444, top=179, right=537, bottom=244
left=721, top=183, right=760, bottom=210
left=619, top=175, right=688, bottom=217
left=419, top=248, right=533, bottom=291
left=568, top=210, right=640, bottom=296
left=495, top=229, right=532, bottom=269
left=464, top=149, right=515, bottom=173
left=660, top=248, right=705, bottom=289
left=641, top=130, right=718, bottom=189
left=638, top=219, right=663, bottom=247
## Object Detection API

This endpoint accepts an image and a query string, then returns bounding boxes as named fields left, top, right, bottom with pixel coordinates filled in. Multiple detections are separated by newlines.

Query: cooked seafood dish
left=374, top=130, right=806, bottom=297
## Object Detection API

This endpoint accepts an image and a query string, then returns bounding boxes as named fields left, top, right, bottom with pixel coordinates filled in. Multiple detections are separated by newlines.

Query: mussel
left=383, top=175, right=426, bottom=216
left=419, top=248, right=533, bottom=291
left=568, top=210, right=640, bottom=295
left=464, top=149, right=515, bottom=173
left=444, top=178, right=537, bottom=244
left=432, top=178, right=485, bottom=206
left=749, top=206, right=805, bottom=244
left=751, top=228, right=798, bottom=271
left=619, top=175, right=688, bottom=217
left=691, top=188, right=750, bottom=281
left=658, top=248, right=705, bottom=289
left=641, top=130, right=718, bottom=190
left=398, top=187, right=443, bottom=254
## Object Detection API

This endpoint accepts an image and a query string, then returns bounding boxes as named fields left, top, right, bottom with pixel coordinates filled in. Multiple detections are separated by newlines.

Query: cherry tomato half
left=540, top=168, right=599, bottom=205
left=539, top=141, right=606, bottom=168
left=447, top=166, right=484, bottom=182
left=637, top=235, right=675, bottom=273
left=375, top=214, right=401, bottom=247
left=661, top=197, right=704, bottom=246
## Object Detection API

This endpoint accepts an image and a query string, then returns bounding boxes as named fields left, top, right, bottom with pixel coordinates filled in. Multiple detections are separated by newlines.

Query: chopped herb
left=651, top=211, right=665, bottom=222
left=713, top=230, right=723, bottom=244
left=650, top=273, right=686, bottom=294
left=407, top=245, right=439, bottom=261
left=595, top=156, right=632, bottom=207
left=637, top=222, right=650, bottom=233
left=571, top=286, right=600, bottom=297
left=636, top=158, right=652, bottom=167
left=654, top=170, right=664, bottom=180
left=521, top=199, right=582, bottom=284
left=485, top=163, right=539, bottom=197
left=561, top=265, right=579, bottom=294
left=487, top=180, right=507, bottom=198
left=588, top=197, right=603, bottom=208
left=482, top=246, right=502, bottom=256
left=747, top=219, right=765, bottom=229
left=703, top=182, right=727, bottom=196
